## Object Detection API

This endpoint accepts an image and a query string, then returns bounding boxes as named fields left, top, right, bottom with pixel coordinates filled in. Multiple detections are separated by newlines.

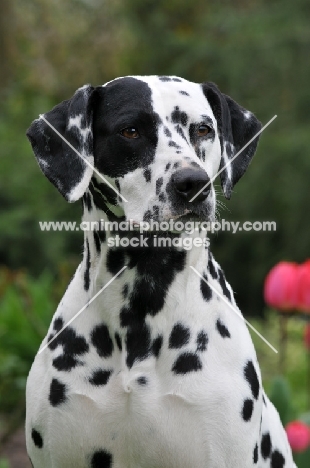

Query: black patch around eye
left=179, top=90, right=189, bottom=96
left=31, top=428, right=43, bottom=448
left=89, top=369, right=112, bottom=386
left=253, top=444, right=258, bottom=464
left=200, top=274, right=212, bottom=301
left=196, top=330, right=208, bottom=352
left=126, top=323, right=151, bottom=368
left=271, top=450, right=285, bottom=468
left=156, top=177, right=163, bottom=195
left=208, top=256, right=218, bottom=279
left=152, top=335, right=163, bottom=358
left=137, top=376, right=148, bottom=385
left=169, top=323, right=190, bottom=349
left=172, top=352, right=202, bottom=374
left=217, top=269, right=232, bottom=301
left=91, top=449, right=113, bottom=468
left=106, top=248, right=125, bottom=275
left=143, top=167, right=151, bottom=182
left=91, top=324, right=114, bottom=358
left=115, top=332, right=122, bottom=351
left=261, top=432, right=272, bottom=459
left=171, top=106, right=188, bottom=127
left=84, top=239, right=91, bottom=291
left=165, top=163, right=171, bottom=172
left=49, top=378, right=67, bottom=406
left=242, top=398, right=254, bottom=421
left=216, top=319, right=231, bottom=338
left=164, top=127, right=172, bottom=138
left=244, top=360, right=260, bottom=400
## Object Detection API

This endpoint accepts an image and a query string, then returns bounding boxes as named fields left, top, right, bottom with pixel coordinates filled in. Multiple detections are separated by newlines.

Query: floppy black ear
left=27, top=84, right=96, bottom=202
left=202, top=82, right=262, bottom=199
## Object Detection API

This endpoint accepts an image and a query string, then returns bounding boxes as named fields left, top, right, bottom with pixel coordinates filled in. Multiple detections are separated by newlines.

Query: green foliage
left=0, top=459, right=9, bottom=468
left=0, top=269, right=57, bottom=415
left=268, top=376, right=295, bottom=425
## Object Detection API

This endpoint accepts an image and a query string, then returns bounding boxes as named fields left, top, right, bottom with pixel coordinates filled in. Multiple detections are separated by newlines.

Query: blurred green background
left=0, top=0, right=310, bottom=465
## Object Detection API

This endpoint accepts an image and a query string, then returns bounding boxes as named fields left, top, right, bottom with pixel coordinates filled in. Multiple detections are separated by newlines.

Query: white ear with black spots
left=202, top=82, right=262, bottom=199
left=27, top=84, right=95, bottom=202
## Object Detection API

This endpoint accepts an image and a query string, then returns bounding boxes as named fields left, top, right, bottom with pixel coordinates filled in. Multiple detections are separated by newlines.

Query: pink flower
left=286, top=421, right=310, bottom=453
left=264, top=262, right=299, bottom=311
left=296, top=260, right=310, bottom=313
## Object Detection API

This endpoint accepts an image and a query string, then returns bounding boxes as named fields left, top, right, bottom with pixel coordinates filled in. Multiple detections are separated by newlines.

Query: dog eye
left=121, top=127, right=140, bottom=139
left=197, top=125, right=210, bottom=137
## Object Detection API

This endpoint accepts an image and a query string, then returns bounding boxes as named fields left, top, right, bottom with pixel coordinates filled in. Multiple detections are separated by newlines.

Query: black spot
left=137, top=376, right=148, bottom=385
left=261, top=432, right=272, bottom=459
left=172, top=78, right=182, bottom=82
left=253, top=443, right=258, bottom=464
left=242, top=398, right=254, bottom=422
left=84, top=239, right=91, bottom=291
left=126, top=323, right=152, bottom=368
left=115, top=179, right=120, bottom=193
left=172, top=352, right=202, bottom=374
left=159, top=192, right=166, bottom=202
left=156, top=177, right=163, bottom=195
left=217, top=269, right=232, bottom=301
left=89, top=369, right=112, bottom=386
left=53, top=317, right=64, bottom=331
left=97, top=229, right=106, bottom=243
left=91, top=324, right=114, bottom=358
left=176, top=125, right=187, bottom=142
left=159, top=76, right=172, bottom=82
left=31, top=428, right=43, bottom=448
left=143, top=168, right=151, bottom=182
left=200, top=274, right=212, bottom=301
left=93, top=230, right=101, bottom=254
left=208, top=256, right=218, bottom=279
left=152, top=335, right=163, bottom=358
left=106, top=248, right=125, bottom=275
left=168, top=140, right=181, bottom=149
left=262, top=393, right=267, bottom=406
left=169, top=323, right=190, bottom=349
left=49, top=326, right=89, bottom=372
left=49, top=378, right=67, bottom=407
left=244, top=360, right=260, bottom=400
left=143, top=210, right=152, bottom=222
left=164, top=127, right=172, bottom=138
left=180, top=90, right=189, bottom=96
left=83, top=192, right=92, bottom=211
left=165, top=163, right=171, bottom=172
left=115, top=332, right=122, bottom=351
left=216, top=318, right=231, bottom=338
left=91, top=449, right=113, bottom=468
left=173, top=162, right=180, bottom=169
left=171, top=106, right=188, bottom=126
left=196, top=330, right=208, bottom=352
left=122, top=283, right=129, bottom=299
left=271, top=450, right=285, bottom=468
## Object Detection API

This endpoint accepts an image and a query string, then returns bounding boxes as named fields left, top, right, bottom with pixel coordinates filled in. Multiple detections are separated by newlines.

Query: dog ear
left=27, top=84, right=96, bottom=202
left=202, top=82, right=262, bottom=199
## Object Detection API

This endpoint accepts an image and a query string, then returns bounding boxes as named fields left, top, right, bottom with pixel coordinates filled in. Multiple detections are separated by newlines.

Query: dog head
left=27, top=76, right=261, bottom=225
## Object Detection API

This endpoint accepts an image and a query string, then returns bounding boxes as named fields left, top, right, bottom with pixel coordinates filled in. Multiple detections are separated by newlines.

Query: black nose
left=172, top=168, right=211, bottom=202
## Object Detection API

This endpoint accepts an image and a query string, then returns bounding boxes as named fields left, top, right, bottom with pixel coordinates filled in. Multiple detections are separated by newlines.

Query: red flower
left=286, top=421, right=310, bottom=453
left=264, top=262, right=299, bottom=311
left=296, top=260, right=310, bottom=313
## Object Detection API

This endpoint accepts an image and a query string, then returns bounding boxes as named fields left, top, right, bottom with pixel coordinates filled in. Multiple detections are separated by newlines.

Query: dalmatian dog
left=26, top=76, right=296, bottom=468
